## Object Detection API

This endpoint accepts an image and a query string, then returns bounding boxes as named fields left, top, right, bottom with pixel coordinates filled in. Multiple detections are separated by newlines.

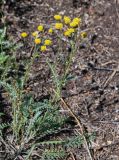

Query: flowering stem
left=62, top=40, right=76, bottom=85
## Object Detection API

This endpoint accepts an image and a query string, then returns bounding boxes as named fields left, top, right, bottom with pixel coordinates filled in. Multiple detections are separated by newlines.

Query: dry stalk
left=60, top=98, right=94, bottom=160
left=103, top=64, right=119, bottom=88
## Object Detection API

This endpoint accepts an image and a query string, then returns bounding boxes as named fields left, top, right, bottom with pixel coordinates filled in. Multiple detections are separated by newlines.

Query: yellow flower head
left=34, top=38, right=41, bottom=44
left=81, top=32, right=87, bottom=38
left=70, top=21, right=78, bottom=28
left=40, top=45, right=47, bottom=52
left=70, top=17, right=81, bottom=28
left=68, top=28, right=75, bottom=33
left=44, top=39, right=52, bottom=46
left=54, top=15, right=62, bottom=20
left=64, top=28, right=75, bottom=37
left=48, top=28, right=53, bottom=34
left=37, top=25, right=44, bottom=31
left=32, top=31, right=39, bottom=37
left=55, top=23, right=63, bottom=30
left=73, top=17, right=81, bottom=24
left=63, top=16, right=71, bottom=24
left=21, top=32, right=28, bottom=38
left=64, top=31, right=71, bottom=37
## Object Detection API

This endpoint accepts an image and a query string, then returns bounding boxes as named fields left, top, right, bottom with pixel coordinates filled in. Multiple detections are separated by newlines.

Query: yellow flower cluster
left=21, top=15, right=83, bottom=52
left=21, top=32, right=28, bottom=38
left=44, top=39, right=52, bottom=46
left=41, top=45, right=47, bottom=52
left=63, top=16, right=71, bottom=24
left=55, top=23, right=63, bottom=30
left=64, top=28, right=75, bottom=37
left=54, top=15, right=62, bottom=20
left=32, top=31, right=39, bottom=37
left=31, top=25, right=53, bottom=51
left=37, top=25, right=44, bottom=31
left=34, top=39, right=52, bottom=51
left=40, top=39, right=52, bottom=51
left=73, top=17, right=81, bottom=23
left=34, top=38, right=41, bottom=44
left=70, top=17, right=81, bottom=28
left=48, top=28, right=53, bottom=34
left=53, top=14, right=81, bottom=31
left=81, top=32, right=87, bottom=38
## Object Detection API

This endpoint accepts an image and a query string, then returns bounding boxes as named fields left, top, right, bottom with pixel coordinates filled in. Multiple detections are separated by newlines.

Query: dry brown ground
left=1, top=0, right=119, bottom=159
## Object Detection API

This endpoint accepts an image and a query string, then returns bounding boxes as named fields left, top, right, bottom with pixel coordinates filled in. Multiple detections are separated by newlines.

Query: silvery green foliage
left=0, top=27, right=22, bottom=55
left=42, top=149, right=66, bottom=160
left=0, top=113, right=9, bottom=136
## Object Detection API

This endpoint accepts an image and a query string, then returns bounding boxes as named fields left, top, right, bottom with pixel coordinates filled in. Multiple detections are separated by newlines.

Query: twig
left=101, top=60, right=117, bottom=66
left=30, top=45, right=35, bottom=57
left=14, top=155, right=24, bottom=160
left=103, top=64, right=119, bottom=88
left=89, top=66, right=117, bottom=72
left=93, top=120, right=119, bottom=125
left=91, top=141, right=119, bottom=150
left=115, top=0, right=119, bottom=19
left=0, top=137, right=10, bottom=151
left=70, top=152, right=76, bottom=160
left=60, top=98, right=94, bottom=160
left=87, top=62, right=119, bottom=72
